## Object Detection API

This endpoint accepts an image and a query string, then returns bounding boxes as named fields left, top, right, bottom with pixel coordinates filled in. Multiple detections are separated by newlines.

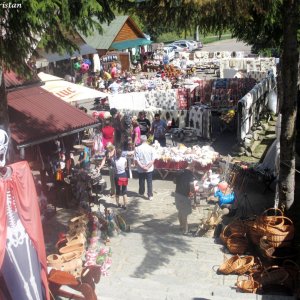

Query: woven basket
left=282, top=260, right=300, bottom=290
left=218, top=255, right=243, bottom=275
left=264, top=216, right=294, bottom=247
left=245, top=219, right=264, bottom=245
left=264, top=246, right=298, bottom=261
left=260, top=208, right=284, bottom=226
left=236, top=274, right=260, bottom=293
left=235, top=256, right=255, bottom=275
left=266, top=238, right=293, bottom=248
left=220, top=219, right=246, bottom=245
left=259, top=236, right=276, bottom=258
left=227, top=233, right=248, bottom=255
left=260, top=265, right=289, bottom=286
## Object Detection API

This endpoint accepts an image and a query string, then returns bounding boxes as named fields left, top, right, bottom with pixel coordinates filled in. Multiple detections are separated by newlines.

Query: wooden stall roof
left=78, top=16, right=146, bottom=50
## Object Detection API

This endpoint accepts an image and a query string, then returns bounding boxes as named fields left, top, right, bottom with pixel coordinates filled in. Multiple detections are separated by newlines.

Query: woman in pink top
left=132, top=116, right=141, bottom=148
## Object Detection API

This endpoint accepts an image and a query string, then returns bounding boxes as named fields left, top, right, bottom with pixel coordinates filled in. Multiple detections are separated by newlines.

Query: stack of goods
left=145, top=89, right=177, bottom=110
left=246, top=57, right=276, bottom=73
left=194, top=80, right=214, bottom=104
left=177, top=88, right=188, bottom=109
left=192, top=78, right=256, bottom=108
left=211, top=79, right=233, bottom=108
left=219, top=109, right=235, bottom=124
left=84, top=214, right=112, bottom=276
left=153, top=143, right=218, bottom=170
left=220, top=219, right=248, bottom=255
left=160, top=110, right=188, bottom=129
left=218, top=253, right=299, bottom=295
left=247, top=71, right=268, bottom=82
left=243, top=208, right=296, bottom=261
left=164, top=64, right=182, bottom=79
left=47, top=215, right=89, bottom=278
left=189, top=105, right=212, bottom=139
left=216, top=210, right=299, bottom=295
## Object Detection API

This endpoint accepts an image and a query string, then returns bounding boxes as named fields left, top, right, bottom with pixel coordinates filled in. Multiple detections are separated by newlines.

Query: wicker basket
left=261, top=207, right=284, bottom=220
left=265, top=216, right=294, bottom=247
left=226, top=233, right=248, bottom=255
left=259, top=236, right=276, bottom=258
left=282, top=260, right=300, bottom=290
left=245, top=219, right=264, bottom=245
left=236, top=274, right=260, bottom=293
left=220, top=219, right=246, bottom=245
left=218, top=255, right=243, bottom=275
left=260, top=265, right=289, bottom=286
left=235, top=256, right=255, bottom=275
left=260, top=208, right=284, bottom=227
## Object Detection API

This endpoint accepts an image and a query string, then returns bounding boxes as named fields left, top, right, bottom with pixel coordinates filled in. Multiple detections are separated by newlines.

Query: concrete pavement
left=42, top=168, right=295, bottom=299
left=201, top=38, right=252, bottom=54
left=90, top=173, right=294, bottom=300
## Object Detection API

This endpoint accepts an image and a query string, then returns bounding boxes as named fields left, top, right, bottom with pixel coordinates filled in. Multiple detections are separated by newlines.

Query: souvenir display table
left=152, top=142, right=218, bottom=179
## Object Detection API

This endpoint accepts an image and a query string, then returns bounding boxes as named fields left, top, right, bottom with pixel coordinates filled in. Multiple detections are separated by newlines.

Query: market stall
left=38, top=72, right=110, bottom=107
left=152, top=142, right=219, bottom=179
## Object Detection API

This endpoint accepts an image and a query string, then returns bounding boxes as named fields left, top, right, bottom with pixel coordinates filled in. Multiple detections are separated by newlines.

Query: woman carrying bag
left=114, top=149, right=129, bottom=209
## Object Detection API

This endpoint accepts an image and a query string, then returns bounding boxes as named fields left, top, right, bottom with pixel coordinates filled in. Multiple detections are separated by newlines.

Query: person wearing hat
left=174, top=161, right=197, bottom=235
left=134, top=135, right=155, bottom=200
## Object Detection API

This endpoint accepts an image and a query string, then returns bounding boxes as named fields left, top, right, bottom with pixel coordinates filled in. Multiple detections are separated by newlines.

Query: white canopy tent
left=38, top=72, right=109, bottom=107
left=109, top=92, right=157, bottom=111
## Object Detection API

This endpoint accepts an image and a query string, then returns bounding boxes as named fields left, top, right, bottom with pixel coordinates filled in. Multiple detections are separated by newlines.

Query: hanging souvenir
left=74, top=62, right=81, bottom=70
left=80, top=63, right=89, bottom=73
left=83, top=59, right=92, bottom=66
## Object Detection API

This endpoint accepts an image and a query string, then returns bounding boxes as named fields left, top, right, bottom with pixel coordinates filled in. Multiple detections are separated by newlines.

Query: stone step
left=265, top=133, right=276, bottom=140
left=98, top=273, right=294, bottom=300
left=268, top=120, right=277, bottom=126
left=267, top=125, right=276, bottom=133
left=249, top=140, right=262, bottom=153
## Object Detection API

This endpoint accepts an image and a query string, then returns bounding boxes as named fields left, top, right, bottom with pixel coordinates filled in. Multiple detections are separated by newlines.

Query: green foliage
left=128, top=0, right=299, bottom=54
left=0, top=0, right=130, bottom=75
left=156, top=31, right=232, bottom=44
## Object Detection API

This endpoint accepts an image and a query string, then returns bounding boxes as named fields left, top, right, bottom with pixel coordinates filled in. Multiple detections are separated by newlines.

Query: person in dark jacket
left=174, top=161, right=197, bottom=235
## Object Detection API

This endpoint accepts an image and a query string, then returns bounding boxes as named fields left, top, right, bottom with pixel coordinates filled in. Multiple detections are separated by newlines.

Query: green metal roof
left=79, top=16, right=140, bottom=50
left=110, top=38, right=152, bottom=50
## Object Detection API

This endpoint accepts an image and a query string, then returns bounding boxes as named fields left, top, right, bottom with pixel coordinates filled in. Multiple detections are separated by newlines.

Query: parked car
left=163, top=46, right=175, bottom=61
left=173, top=40, right=195, bottom=51
left=167, top=43, right=189, bottom=52
left=188, top=40, right=203, bottom=49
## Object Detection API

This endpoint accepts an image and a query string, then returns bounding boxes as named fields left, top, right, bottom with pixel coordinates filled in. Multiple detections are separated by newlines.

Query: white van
left=163, top=46, right=175, bottom=61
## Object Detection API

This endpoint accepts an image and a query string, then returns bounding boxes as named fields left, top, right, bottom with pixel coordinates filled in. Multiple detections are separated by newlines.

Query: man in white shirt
left=108, top=79, right=120, bottom=94
left=134, top=135, right=155, bottom=200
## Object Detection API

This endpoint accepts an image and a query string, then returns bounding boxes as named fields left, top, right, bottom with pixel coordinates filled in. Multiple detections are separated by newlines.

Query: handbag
left=118, top=177, right=128, bottom=186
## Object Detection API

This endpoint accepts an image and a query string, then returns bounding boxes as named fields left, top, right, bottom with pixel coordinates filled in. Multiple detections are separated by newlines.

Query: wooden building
left=78, top=16, right=152, bottom=71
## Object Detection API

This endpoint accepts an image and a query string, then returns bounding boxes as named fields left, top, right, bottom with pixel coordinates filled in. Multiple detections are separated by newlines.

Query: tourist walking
left=134, top=135, right=155, bottom=200
left=98, top=143, right=116, bottom=197
left=150, top=113, right=167, bottom=147
left=114, top=149, right=128, bottom=209
left=174, top=161, right=197, bottom=235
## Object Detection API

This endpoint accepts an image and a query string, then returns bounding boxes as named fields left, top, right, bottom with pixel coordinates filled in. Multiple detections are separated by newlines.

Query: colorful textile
left=0, top=161, right=49, bottom=299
